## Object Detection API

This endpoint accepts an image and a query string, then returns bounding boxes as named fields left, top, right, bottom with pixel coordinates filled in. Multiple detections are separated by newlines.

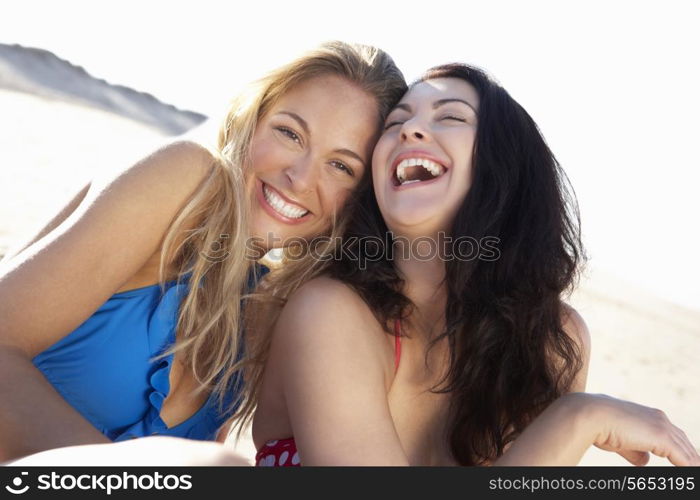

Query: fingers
left=670, top=427, right=700, bottom=466
left=588, top=396, right=699, bottom=467
left=679, top=429, right=700, bottom=466
left=647, top=425, right=696, bottom=467
left=656, top=413, right=699, bottom=467
left=618, top=450, right=649, bottom=466
left=638, top=408, right=699, bottom=467
left=665, top=433, right=694, bottom=467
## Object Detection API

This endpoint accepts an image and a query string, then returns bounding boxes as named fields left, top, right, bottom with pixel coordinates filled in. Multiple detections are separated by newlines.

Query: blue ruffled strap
left=111, top=266, right=266, bottom=441
left=112, top=280, right=194, bottom=440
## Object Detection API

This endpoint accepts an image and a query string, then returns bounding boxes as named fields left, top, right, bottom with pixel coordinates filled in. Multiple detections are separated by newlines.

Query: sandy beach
left=1, top=64, right=697, bottom=466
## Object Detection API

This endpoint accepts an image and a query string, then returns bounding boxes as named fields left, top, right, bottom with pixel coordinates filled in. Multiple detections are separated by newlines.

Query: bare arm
left=495, top=308, right=698, bottom=466
left=484, top=305, right=591, bottom=463
left=558, top=306, right=663, bottom=466
left=0, top=345, right=109, bottom=459
left=270, top=278, right=408, bottom=465
left=0, top=140, right=213, bottom=461
left=494, top=392, right=700, bottom=466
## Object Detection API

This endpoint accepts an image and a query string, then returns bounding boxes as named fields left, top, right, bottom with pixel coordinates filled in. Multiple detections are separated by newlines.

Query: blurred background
left=1, top=0, right=697, bottom=465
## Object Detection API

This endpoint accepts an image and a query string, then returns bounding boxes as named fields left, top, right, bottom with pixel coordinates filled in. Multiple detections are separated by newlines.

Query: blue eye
left=276, top=126, right=302, bottom=144
left=331, top=161, right=354, bottom=177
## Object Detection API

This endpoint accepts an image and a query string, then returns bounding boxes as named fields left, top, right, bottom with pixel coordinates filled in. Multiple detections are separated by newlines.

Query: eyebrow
left=434, top=98, right=478, bottom=114
left=277, top=111, right=366, bottom=166
left=278, top=111, right=309, bottom=134
left=393, top=98, right=478, bottom=115
left=334, top=148, right=366, bottom=167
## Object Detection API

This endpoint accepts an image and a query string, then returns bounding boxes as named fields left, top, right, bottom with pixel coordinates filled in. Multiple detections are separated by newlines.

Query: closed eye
left=384, top=120, right=405, bottom=130
left=440, top=115, right=467, bottom=123
left=275, top=126, right=302, bottom=145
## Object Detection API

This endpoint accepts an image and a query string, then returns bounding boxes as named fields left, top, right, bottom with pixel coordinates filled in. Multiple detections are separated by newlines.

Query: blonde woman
left=0, top=41, right=407, bottom=462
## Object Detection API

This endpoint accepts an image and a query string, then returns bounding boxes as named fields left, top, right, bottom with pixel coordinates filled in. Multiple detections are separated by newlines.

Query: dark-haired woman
left=243, top=64, right=700, bottom=466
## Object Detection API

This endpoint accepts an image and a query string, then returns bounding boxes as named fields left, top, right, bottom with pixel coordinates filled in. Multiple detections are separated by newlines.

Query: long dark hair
left=327, top=63, right=586, bottom=465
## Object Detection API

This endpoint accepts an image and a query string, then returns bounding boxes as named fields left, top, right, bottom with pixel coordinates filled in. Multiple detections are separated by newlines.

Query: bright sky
left=2, top=0, right=699, bottom=309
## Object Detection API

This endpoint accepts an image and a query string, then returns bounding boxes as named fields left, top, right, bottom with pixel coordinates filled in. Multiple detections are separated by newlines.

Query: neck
left=393, top=232, right=449, bottom=337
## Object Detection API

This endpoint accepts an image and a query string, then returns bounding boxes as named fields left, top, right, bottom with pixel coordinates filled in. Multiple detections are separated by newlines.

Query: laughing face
left=372, top=77, right=480, bottom=238
left=248, top=74, right=380, bottom=250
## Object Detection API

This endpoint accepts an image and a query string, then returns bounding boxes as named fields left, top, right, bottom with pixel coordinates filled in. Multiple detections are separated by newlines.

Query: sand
left=570, top=273, right=700, bottom=465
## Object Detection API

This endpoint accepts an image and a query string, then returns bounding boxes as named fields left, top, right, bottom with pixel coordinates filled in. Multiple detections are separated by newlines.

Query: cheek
left=454, top=160, right=475, bottom=201
left=454, top=132, right=476, bottom=174
left=371, top=136, right=392, bottom=184
left=318, top=184, right=353, bottom=222
left=249, top=135, right=282, bottom=175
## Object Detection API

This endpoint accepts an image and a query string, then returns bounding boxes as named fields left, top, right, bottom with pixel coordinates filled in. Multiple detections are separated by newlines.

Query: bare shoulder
left=0, top=140, right=220, bottom=356
left=101, top=139, right=215, bottom=194
left=560, top=303, right=591, bottom=392
left=278, top=276, right=381, bottom=337
left=3, top=140, right=215, bottom=263
left=273, top=276, right=390, bottom=373
left=266, top=276, right=407, bottom=464
left=284, top=275, right=370, bottom=315
left=148, top=139, right=215, bottom=171
left=560, top=304, right=591, bottom=356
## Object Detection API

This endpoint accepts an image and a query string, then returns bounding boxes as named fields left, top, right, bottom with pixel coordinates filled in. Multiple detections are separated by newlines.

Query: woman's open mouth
left=258, top=180, right=311, bottom=223
left=391, top=157, right=448, bottom=188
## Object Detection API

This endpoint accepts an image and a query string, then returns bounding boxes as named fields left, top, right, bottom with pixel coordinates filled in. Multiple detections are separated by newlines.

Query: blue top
left=32, top=266, right=266, bottom=441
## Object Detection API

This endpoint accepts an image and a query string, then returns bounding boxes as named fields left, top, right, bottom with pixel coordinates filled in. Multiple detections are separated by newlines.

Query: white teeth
left=395, top=158, right=446, bottom=184
left=263, top=184, right=309, bottom=219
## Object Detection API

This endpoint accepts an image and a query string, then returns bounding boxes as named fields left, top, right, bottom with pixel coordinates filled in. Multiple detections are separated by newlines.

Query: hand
left=584, top=394, right=700, bottom=466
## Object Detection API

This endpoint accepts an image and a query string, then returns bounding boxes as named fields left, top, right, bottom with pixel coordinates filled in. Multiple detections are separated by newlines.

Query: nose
left=400, top=116, right=429, bottom=143
left=284, top=155, right=319, bottom=195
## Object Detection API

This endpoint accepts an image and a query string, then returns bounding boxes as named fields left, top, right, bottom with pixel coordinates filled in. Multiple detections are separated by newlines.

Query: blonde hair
left=230, top=207, right=358, bottom=438
left=159, top=41, right=407, bottom=420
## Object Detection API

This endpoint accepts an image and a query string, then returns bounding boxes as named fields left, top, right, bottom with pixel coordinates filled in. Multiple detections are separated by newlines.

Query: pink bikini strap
left=394, top=319, right=402, bottom=372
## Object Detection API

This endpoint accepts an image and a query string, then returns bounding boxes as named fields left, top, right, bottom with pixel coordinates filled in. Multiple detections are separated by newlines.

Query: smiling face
left=372, top=77, right=480, bottom=238
left=248, top=74, right=380, bottom=249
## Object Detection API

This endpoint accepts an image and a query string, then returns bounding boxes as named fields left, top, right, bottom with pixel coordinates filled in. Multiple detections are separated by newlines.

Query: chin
left=384, top=206, right=435, bottom=229
left=386, top=220, right=438, bottom=238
